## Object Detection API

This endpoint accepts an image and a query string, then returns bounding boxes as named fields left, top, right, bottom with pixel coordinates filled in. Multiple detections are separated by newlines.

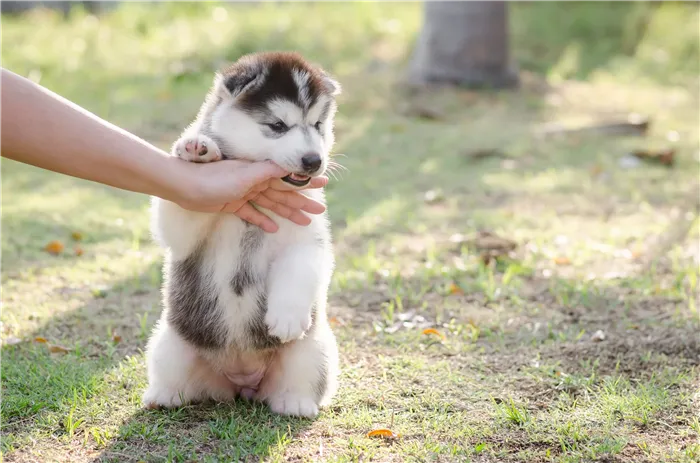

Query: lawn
left=1, top=2, right=699, bottom=462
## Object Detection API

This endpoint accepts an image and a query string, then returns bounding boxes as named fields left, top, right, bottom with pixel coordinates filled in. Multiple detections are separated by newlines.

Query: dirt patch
left=543, top=325, right=700, bottom=376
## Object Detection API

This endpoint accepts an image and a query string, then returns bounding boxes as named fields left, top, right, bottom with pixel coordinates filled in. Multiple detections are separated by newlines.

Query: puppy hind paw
left=141, top=387, right=186, bottom=409
left=267, top=392, right=319, bottom=418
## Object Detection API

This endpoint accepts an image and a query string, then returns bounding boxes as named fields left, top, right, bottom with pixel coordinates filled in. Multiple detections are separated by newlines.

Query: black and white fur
left=142, top=52, right=341, bottom=418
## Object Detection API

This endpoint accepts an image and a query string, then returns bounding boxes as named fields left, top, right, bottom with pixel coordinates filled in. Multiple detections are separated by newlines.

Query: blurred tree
left=408, top=1, right=519, bottom=89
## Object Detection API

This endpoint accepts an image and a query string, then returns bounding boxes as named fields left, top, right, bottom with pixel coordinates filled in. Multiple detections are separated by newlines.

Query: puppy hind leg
left=142, top=319, right=235, bottom=408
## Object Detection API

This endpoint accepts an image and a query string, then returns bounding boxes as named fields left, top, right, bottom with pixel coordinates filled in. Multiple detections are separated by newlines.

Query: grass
left=2, top=1, right=699, bottom=462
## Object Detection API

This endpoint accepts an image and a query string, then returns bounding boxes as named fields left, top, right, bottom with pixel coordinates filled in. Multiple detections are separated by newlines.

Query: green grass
left=2, top=2, right=699, bottom=462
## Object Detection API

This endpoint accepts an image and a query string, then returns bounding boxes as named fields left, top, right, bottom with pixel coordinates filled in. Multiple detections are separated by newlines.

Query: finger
left=251, top=194, right=295, bottom=219
left=252, top=195, right=313, bottom=226
left=262, top=189, right=326, bottom=214
left=308, top=176, right=329, bottom=189
left=251, top=180, right=272, bottom=194
left=267, top=178, right=297, bottom=192
left=268, top=176, right=329, bottom=192
left=235, top=161, right=289, bottom=191
left=233, top=191, right=260, bottom=204
left=219, top=199, right=247, bottom=214
left=235, top=203, right=279, bottom=233
left=242, top=192, right=258, bottom=202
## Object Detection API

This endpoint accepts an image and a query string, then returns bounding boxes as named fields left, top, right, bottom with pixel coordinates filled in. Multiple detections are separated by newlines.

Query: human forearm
left=1, top=68, right=182, bottom=200
left=0, top=68, right=329, bottom=232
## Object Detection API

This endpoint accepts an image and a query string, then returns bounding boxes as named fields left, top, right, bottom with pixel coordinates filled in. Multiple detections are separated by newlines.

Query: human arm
left=0, top=68, right=327, bottom=232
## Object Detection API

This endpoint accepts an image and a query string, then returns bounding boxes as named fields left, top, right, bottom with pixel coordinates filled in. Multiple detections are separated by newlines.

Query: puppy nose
left=301, top=153, right=322, bottom=173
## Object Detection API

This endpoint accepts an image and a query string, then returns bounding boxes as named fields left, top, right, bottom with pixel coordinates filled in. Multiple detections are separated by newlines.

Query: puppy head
left=207, top=51, right=341, bottom=187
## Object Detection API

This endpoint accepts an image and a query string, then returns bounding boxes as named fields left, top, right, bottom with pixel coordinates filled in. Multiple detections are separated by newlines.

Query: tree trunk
left=408, top=1, right=518, bottom=89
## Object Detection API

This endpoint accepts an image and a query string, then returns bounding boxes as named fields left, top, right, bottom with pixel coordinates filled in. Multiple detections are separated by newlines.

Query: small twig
left=651, top=420, right=676, bottom=431
left=537, top=115, right=650, bottom=139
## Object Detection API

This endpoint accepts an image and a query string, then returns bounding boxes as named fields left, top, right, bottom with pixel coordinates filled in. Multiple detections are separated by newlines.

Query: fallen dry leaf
left=48, top=344, right=71, bottom=354
left=448, top=283, right=464, bottom=295
left=113, top=334, right=122, bottom=344
left=44, top=240, right=64, bottom=255
left=631, top=148, right=675, bottom=166
left=553, top=257, right=571, bottom=266
left=367, top=429, right=401, bottom=439
left=74, top=246, right=84, bottom=256
left=591, top=330, right=606, bottom=342
left=34, top=336, right=48, bottom=344
left=329, top=317, right=345, bottom=327
left=71, top=231, right=83, bottom=241
left=422, top=328, right=446, bottom=340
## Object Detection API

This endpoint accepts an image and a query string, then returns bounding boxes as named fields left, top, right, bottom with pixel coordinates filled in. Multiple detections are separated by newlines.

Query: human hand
left=171, top=158, right=328, bottom=233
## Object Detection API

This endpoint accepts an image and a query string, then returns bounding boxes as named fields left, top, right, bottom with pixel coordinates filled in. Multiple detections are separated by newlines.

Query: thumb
left=236, top=161, right=289, bottom=191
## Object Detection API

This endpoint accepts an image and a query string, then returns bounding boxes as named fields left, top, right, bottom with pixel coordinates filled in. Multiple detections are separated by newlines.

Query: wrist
left=151, top=154, right=196, bottom=204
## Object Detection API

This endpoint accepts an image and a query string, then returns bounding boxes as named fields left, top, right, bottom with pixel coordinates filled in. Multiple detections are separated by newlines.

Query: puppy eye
left=267, top=121, right=288, bottom=133
left=314, top=121, right=322, bottom=131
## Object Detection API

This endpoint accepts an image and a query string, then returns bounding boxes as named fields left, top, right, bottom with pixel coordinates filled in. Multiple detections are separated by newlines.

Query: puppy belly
left=225, top=367, right=266, bottom=399
left=213, top=350, right=274, bottom=400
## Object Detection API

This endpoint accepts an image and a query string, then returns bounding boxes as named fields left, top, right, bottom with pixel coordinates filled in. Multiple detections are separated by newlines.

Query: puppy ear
left=214, top=68, right=265, bottom=100
left=319, top=69, right=341, bottom=96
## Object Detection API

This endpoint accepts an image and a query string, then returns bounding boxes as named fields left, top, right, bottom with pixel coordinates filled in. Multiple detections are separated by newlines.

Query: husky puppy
left=142, top=52, right=341, bottom=418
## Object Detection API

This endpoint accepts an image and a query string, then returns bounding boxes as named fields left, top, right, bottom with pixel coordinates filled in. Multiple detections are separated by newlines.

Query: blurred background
left=2, top=2, right=699, bottom=462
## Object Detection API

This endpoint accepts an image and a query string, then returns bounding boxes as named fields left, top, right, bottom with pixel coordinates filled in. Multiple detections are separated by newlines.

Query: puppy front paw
left=264, top=301, right=312, bottom=343
left=173, top=134, right=222, bottom=163
left=268, top=392, right=319, bottom=418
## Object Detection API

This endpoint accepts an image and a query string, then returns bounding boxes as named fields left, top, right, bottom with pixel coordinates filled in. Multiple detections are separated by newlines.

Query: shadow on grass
left=1, top=261, right=315, bottom=462
left=97, top=402, right=313, bottom=462
left=1, top=263, right=161, bottom=448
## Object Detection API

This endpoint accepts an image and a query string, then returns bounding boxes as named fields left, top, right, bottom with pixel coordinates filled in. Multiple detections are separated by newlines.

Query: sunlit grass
left=2, top=2, right=699, bottom=462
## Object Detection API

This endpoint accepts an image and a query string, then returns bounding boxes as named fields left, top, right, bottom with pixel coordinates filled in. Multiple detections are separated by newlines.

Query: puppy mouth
left=281, top=173, right=311, bottom=187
